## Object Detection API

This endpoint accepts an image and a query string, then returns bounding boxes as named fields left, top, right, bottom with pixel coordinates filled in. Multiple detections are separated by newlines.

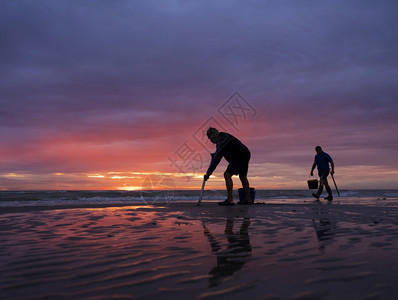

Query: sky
left=1, top=0, right=398, bottom=191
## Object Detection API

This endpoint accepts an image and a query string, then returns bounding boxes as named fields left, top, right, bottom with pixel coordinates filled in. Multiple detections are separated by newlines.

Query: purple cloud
left=1, top=0, right=397, bottom=189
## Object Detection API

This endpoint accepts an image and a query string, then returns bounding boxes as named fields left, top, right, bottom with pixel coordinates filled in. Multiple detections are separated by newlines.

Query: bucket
left=307, top=179, right=318, bottom=189
left=238, top=187, right=256, bottom=203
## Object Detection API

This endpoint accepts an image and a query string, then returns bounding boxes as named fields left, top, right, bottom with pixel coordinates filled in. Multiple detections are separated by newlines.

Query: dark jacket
left=206, top=132, right=250, bottom=175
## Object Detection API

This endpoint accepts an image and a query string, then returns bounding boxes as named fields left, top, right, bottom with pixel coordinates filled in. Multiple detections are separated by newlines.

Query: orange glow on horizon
left=1, top=165, right=397, bottom=190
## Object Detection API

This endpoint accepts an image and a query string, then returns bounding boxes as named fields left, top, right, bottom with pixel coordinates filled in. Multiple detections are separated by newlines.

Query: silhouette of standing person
left=204, top=128, right=252, bottom=205
left=310, top=146, right=335, bottom=201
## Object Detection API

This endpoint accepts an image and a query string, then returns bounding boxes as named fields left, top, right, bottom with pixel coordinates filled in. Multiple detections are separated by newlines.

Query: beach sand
left=1, top=199, right=398, bottom=300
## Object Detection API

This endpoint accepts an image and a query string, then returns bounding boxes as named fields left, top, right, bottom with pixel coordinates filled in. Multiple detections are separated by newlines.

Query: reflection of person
left=312, top=214, right=336, bottom=252
left=310, top=146, right=335, bottom=201
left=203, top=218, right=251, bottom=287
left=204, top=127, right=252, bottom=205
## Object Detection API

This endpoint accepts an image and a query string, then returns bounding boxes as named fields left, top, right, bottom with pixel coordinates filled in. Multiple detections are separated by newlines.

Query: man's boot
left=312, top=185, right=323, bottom=200
left=324, top=186, right=333, bottom=201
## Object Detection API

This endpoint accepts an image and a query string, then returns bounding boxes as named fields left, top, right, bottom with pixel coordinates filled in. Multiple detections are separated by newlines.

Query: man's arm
left=310, top=162, right=316, bottom=176
left=327, top=153, right=335, bottom=175
left=204, top=148, right=223, bottom=180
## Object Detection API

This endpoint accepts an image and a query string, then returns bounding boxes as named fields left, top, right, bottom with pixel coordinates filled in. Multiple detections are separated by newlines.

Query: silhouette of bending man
left=204, top=128, right=252, bottom=205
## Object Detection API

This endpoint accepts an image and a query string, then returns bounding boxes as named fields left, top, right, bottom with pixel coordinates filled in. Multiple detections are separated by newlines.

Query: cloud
left=1, top=0, right=397, bottom=189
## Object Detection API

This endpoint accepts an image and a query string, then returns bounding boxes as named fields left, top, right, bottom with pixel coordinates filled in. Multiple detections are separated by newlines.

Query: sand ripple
left=1, top=202, right=398, bottom=299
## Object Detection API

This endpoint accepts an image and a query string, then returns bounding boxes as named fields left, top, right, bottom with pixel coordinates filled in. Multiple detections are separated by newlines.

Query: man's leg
left=324, top=180, right=333, bottom=201
left=313, top=181, right=324, bottom=200
left=313, top=174, right=326, bottom=200
left=224, top=171, right=233, bottom=202
left=239, top=174, right=252, bottom=203
left=313, top=170, right=328, bottom=200
left=318, top=179, right=325, bottom=195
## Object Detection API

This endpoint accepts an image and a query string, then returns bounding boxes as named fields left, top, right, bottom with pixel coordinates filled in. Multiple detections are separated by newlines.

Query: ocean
left=1, top=189, right=398, bottom=208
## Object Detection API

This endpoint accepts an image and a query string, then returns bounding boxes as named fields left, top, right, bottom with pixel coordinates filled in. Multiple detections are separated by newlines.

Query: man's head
left=315, top=146, right=323, bottom=155
left=206, top=127, right=219, bottom=144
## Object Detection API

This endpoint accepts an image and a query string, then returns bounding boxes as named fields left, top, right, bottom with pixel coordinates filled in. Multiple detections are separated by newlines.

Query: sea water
left=1, top=189, right=398, bottom=208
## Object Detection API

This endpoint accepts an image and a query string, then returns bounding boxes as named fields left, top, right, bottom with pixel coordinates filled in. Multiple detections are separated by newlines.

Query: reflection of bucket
left=307, top=179, right=318, bottom=189
left=238, top=187, right=256, bottom=203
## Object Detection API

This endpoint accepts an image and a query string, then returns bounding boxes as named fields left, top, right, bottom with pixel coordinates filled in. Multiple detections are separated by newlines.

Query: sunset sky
left=1, top=0, right=397, bottom=191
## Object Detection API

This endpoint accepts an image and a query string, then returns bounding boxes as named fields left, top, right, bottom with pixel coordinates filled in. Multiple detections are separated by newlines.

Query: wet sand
left=1, top=199, right=398, bottom=299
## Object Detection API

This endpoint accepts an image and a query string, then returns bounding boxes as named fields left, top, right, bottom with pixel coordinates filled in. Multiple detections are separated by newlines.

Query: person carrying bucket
left=310, top=146, right=335, bottom=201
left=204, top=128, right=252, bottom=205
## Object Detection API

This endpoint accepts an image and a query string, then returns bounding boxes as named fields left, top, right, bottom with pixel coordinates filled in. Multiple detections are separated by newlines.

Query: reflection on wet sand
left=203, top=218, right=251, bottom=287
left=312, top=205, right=337, bottom=252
